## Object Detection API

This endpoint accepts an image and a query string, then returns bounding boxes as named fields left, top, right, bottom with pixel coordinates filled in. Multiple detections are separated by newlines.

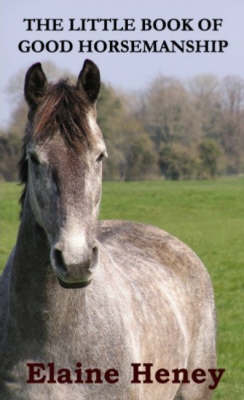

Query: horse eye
left=96, top=152, right=104, bottom=162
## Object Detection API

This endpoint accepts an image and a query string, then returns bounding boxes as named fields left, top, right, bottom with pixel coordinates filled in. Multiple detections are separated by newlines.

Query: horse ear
left=77, top=59, right=100, bottom=103
left=24, top=63, right=47, bottom=108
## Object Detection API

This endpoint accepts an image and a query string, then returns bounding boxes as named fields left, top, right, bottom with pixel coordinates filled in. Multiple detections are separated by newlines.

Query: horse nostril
left=53, top=249, right=67, bottom=276
left=91, top=246, right=98, bottom=268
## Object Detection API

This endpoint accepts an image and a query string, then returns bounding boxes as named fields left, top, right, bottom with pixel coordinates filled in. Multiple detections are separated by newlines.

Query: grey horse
left=0, top=60, right=220, bottom=399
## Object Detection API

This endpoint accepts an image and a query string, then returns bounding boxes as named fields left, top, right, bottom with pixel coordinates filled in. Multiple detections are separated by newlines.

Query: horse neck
left=9, top=193, right=87, bottom=337
left=11, top=193, right=50, bottom=299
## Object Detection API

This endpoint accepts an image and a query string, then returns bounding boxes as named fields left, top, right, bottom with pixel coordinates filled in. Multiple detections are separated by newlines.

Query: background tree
left=219, top=76, right=244, bottom=173
left=140, top=76, right=201, bottom=148
left=0, top=133, right=21, bottom=181
left=159, top=144, right=198, bottom=180
left=198, top=139, right=221, bottom=178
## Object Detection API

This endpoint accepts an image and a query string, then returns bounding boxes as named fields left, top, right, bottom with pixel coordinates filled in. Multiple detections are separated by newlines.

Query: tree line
left=1, top=63, right=244, bottom=181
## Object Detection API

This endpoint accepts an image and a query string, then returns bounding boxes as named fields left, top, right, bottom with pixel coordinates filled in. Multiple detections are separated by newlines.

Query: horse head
left=21, top=60, right=107, bottom=288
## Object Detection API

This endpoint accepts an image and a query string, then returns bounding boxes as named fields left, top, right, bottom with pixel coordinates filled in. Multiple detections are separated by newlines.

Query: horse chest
left=0, top=320, right=136, bottom=400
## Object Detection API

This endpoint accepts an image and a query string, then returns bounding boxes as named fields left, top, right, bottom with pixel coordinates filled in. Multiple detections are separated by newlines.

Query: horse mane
left=19, top=79, right=90, bottom=217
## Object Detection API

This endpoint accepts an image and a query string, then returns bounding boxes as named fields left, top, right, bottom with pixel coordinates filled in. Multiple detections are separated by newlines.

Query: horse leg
left=174, top=383, right=214, bottom=400
left=174, top=321, right=216, bottom=400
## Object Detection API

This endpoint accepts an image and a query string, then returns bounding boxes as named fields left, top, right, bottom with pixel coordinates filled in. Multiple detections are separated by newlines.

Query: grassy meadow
left=1, top=178, right=244, bottom=399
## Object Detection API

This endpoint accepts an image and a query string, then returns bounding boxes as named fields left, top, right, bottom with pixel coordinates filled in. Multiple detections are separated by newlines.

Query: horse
left=0, top=59, right=218, bottom=400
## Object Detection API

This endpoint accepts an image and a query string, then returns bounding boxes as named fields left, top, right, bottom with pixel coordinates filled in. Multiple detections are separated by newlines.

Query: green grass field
left=1, top=178, right=244, bottom=399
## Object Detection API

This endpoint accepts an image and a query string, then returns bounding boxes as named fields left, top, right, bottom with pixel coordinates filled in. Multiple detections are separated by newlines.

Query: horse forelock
left=34, top=80, right=90, bottom=145
left=18, top=80, right=92, bottom=218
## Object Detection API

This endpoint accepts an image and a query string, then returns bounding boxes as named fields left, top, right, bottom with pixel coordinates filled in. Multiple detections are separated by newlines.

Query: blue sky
left=1, top=0, right=244, bottom=128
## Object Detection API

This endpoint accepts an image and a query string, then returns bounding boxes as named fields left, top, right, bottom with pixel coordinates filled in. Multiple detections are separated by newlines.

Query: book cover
left=0, top=1, right=243, bottom=399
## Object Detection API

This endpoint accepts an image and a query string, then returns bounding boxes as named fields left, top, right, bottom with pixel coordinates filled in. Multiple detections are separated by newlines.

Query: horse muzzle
left=50, top=243, right=98, bottom=289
